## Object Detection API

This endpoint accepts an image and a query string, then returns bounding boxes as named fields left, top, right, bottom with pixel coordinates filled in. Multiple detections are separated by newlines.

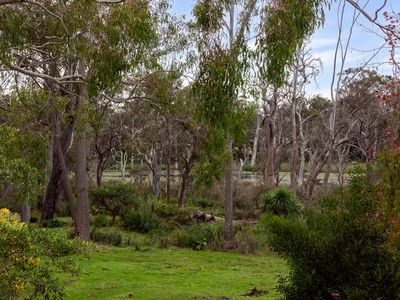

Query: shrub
left=259, top=188, right=301, bottom=216
left=263, top=173, right=400, bottom=300
left=92, top=214, right=108, bottom=228
left=89, top=182, right=138, bottom=223
left=90, top=229, right=122, bottom=246
left=123, top=210, right=160, bottom=233
left=0, top=208, right=85, bottom=299
left=155, top=204, right=194, bottom=227
left=174, top=223, right=224, bottom=250
left=234, top=227, right=267, bottom=254
left=42, top=218, right=65, bottom=228
left=186, top=196, right=217, bottom=209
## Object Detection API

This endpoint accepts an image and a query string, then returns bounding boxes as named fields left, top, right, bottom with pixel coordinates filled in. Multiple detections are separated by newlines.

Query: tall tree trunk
left=21, top=201, right=30, bottom=223
left=96, top=154, right=104, bottom=187
left=224, top=138, right=233, bottom=242
left=290, top=53, right=300, bottom=192
left=178, top=167, right=189, bottom=208
left=264, top=88, right=277, bottom=189
left=166, top=120, right=171, bottom=203
left=224, top=1, right=235, bottom=243
left=250, top=112, right=261, bottom=169
left=74, top=58, right=90, bottom=241
left=323, top=153, right=332, bottom=185
left=150, top=147, right=160, bottom=197
left=41, top=94, right=75, bottom=221
left=298, top=139, right=307, bottom=186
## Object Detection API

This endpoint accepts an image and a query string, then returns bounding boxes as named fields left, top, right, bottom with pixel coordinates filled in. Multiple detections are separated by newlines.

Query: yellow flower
left=12, top=280, right=25, bottom=292
left=27, top=256, right=40, bottom=266
left=0, top=208, right=10, bottom=215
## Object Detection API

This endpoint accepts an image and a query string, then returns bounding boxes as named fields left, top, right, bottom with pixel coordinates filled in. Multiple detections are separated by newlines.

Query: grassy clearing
left=63, top=247, right=287, bottom=300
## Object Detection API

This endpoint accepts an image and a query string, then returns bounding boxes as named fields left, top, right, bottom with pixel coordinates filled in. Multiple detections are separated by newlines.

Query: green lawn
left=64, top=247, right=287, bottom=300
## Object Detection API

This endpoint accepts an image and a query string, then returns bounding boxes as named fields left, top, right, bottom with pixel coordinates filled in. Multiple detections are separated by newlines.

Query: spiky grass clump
left=259, top=188, right=301, bottom=216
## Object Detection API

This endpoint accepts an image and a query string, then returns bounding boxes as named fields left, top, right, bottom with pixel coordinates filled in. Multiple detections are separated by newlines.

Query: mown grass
left=63, top=247, right=287, bottom=300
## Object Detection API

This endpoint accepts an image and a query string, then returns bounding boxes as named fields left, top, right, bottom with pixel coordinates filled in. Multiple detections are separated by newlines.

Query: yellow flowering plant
left=0, top=208, right=86, bottom=299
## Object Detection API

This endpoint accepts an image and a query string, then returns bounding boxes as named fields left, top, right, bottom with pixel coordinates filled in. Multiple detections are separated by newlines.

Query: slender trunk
left=239, top=158, right=245, bottom=180
left=178, top=167, right=189, bottom=208
left=263, top=87, right=277, bottom=189
left=96, top=155, right=103, bottom=187
left=74, top=58, right=90, bottom=241
left=290, top=54, right=300, bottom=192
left=264, top=120, right=276, bottom=188
left=250, top=113, right=261, bottom=169
left=323, top=153, right=332, bottom=185
left=150, top=147, right=160, bottom=197
left=298, top=139, right=307, bottom=185
left=224, top=139, right=233, bottom=242
left=166, top=120, right=171, bottom=203
left=120, top=150, right=127, bottom=182
left=21, top=201, right=30, bottom=223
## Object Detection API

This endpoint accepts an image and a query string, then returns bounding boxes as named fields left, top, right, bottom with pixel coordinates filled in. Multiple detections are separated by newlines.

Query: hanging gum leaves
left=194, top=48, right=242, bottom=130
left=193, top=0, right=225, bottom=33
left=257, top=0, right=329, bottom=86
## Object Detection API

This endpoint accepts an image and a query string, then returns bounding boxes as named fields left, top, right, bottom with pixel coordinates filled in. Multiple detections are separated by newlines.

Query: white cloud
left=310, top=38, right=337, bottom=49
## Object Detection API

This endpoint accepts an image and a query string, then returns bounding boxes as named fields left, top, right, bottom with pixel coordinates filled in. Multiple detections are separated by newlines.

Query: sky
left=169, top=0, right=400, bottom=99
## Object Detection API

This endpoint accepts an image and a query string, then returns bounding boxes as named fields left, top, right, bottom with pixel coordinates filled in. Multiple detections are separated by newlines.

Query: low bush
left=92, top=214, right=108, bottom=228
left=123, top=210, right=161, bottom=233
left=174, top=223, right=224, bottom=251
left=42, top=218, right=65, bottom=228
left=259, top=188, right=301, bottom=216
left=89, top=182, right=138, bottom=223
left=90, top=229, right=122, bottom=246
left=155, top=204, right=194, bottom=227
left=234, top=227, right=268, bottom=254
left=186, top=196, right=218, bottom=209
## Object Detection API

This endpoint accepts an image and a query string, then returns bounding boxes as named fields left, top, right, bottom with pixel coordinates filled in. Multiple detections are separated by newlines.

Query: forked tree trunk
left=41, top=92, right=75, bottom=221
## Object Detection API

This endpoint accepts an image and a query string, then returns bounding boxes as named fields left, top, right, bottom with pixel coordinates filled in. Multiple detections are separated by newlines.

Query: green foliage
left=259, top=188, right=301, bottom=216
left=122, top=210, right=161, bottom=233
left=42, top=218, right=65, bottom=229
left=89, top=182, right=139, bottom=221
left=193, top=0, right=224, bottom=33
left=263, top=174, right=400, bottom=299
left=155, top=204, right=194, bottom=227
left=92, top=214, right=109, bottom=228
left=186, top=196, right=218, bottom=209
left=0, top=126, right=43, bottom=206
left=174, top=223, right=224, bottom=251
left=0, top=208, right=85, bottom=300
left=90, top=229, right=122, bottom=247
left=234, top=226, right=268, bottom=254
left=257, top=0, right=329, bottom=86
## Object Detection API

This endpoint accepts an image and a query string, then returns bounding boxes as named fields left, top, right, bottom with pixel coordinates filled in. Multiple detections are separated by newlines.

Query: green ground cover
left=64, top=247, right=287, bottom=300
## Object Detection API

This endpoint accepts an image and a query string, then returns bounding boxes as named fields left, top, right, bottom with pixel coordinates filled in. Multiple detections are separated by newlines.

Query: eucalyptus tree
left=192, top=0, right=262, bottom=242
left=192, top=0, right=329, bottom=240
left=0, top=0, right=157, bottom=239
